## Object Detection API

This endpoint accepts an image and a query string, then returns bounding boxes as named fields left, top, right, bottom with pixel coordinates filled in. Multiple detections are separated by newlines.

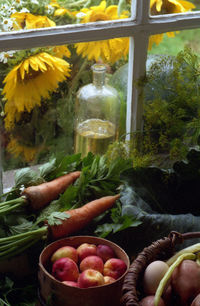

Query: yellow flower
left=7, top=137, right=39, bottom=162
left=3, top=52, right=71, bottom=130
left=75, top=1, right=129, bottom=63
left=149, top=0, right=195, bottom=49
left=11, top=12, right=56, bottom=30
left=53, top=45, right=71, bottom=58
left=49, top=0, right=76, bottom=18
left=150, top=0, right=195, bottom=15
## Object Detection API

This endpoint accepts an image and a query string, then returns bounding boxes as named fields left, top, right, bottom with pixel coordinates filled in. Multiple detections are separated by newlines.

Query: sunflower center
left=18, top=67, right=42, bottom=83
left=151, top=0, right=178, bottom=15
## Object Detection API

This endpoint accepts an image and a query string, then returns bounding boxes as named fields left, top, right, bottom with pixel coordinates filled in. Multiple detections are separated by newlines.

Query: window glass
left=0, top=37, right=129, bottom=189
left=150, top=0, right=198, bottom=17
left=142, top=28, right=200, bottom=168
left=0, top=0, right=131, bottom=33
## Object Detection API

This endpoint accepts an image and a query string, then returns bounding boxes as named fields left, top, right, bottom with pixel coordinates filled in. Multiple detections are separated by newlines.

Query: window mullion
left=126, top=32, right=149, bottom=141
left=126, top=0, right=149, bottom=141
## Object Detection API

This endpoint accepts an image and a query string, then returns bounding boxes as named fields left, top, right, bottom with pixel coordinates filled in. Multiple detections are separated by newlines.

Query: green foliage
left=109, top=48, right=200, bottom=167
left=143, top=47, right=200, bottom=160
left=46, top=211, right=70, bottom=226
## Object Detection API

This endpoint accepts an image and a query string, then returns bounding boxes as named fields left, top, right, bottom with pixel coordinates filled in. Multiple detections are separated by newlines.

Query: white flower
left=31, top=0, right=39, bottom=5
left=2, top=18, right=13, bottom=31
left=8, top=7, right=17, bottom=15
left=46, top=4, right=55, bottom=15
left=1, top=4, right=10, bottom=11
left=0, top=51, right=15, bottom=63
left=76, top=12, right=86, bottom=19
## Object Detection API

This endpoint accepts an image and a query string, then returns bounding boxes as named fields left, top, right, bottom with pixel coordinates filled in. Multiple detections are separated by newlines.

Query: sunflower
left=75, top=1, right=129, bottom=63
left=150, top=0, right=195, bottom=15
left=11, top=12, right=56, bottom=30
left=7, top=137, right=39, bottom=162
left=149, top=0, right=195, bottom=49
left=3, top=52, right=71, bottom=130
left=52, top=45, right=71, bottom=58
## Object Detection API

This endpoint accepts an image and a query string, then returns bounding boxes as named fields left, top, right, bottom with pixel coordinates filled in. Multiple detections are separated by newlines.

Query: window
left=0, top=0, right=200, bottom=189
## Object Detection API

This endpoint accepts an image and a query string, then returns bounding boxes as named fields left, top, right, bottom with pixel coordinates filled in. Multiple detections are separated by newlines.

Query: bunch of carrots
left=0, top=171, right=120, bottom=261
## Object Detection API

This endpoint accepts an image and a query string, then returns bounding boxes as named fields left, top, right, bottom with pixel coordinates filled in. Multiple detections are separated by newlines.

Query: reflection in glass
left=0, top=0, right=131, bottom=32
left=0, top=32, right=129, bottom=180
left=145, top=28, right=200, bottom=167
left=149, top=0, right=196, bottom=51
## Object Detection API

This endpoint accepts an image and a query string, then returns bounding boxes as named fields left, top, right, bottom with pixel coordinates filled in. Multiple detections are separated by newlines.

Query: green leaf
left=95, top=223, right=115, bottom=238
left=9, top=217, right=34, bottom=235
left=36, top=200, right=62, bottom=224
left=58, top=185, right=79, bottom=210
left=14, top=168, right=44, bottom=188
left=39, top=157, right=57, bottom=179
left=46, top=211, right=70, bottom=226
left=55, top=153, right=82, bottom=177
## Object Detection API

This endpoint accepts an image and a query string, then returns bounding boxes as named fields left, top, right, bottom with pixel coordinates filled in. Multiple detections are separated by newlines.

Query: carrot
left=49, top=194, right=120, bottom=239
left=22, top=171, right=81, bottom=211
left=0, top=171, right=81, bottom=215
left=0, top=194, right=120, bottom=260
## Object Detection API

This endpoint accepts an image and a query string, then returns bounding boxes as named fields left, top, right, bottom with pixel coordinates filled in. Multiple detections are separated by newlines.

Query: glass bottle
left=74, top=64, right=120, bottom=157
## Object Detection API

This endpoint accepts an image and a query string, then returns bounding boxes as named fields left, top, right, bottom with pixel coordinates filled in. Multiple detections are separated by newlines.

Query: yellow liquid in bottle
left=75, top=119, right=116, bottom=157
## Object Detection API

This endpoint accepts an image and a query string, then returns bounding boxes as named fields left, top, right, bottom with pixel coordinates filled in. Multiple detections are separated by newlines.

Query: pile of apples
left=50, top=242, right=127, bottom=289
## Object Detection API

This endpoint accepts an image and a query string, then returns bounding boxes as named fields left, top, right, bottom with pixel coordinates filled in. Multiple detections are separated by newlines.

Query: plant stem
left=0, top=196, right=27, bottom=216
left=0, top=197, right=26, bottom=207
left=0, top=226, right=47, bottom=244
left=0, top=236, right=43, bottom=261
left=67, top=0, right=88, bottom=8
left=0, top=226, right=48, bottom=261
left=66, top=58, right=88, bottom=103
left=0, top=233, right=43, bottom=251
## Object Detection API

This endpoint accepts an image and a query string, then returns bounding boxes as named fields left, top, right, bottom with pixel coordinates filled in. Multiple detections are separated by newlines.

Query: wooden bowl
left=38, top=235, right=130, bottom=306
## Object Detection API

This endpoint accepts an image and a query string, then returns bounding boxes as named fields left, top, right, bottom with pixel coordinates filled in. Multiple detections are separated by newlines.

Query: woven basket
left=120, top=231, right=200, bottom=306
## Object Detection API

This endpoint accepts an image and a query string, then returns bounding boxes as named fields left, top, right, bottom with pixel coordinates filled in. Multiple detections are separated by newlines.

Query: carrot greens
left=0, top=152, right=134, bottom=260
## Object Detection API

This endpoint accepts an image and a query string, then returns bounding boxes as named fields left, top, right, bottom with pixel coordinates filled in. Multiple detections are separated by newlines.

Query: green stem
left=66, top=58, right=88, bottom=104
left=0, top=236, right=43, bottom=261
left=0, top=202, right=25, bottom=216
left=0, top=196, right=27, bottom=216
left=0, top=226, right=47, bottom=244
left=67, top=0, right=88, bottom=8
left=0, top=196, right=26, bottom=207
left=0, top=233, right=43, bottom=251
left=0, top=187, right=19, bottom=199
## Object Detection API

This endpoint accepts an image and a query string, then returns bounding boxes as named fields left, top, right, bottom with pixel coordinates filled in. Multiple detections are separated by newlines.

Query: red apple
left=52, top=257, right=79, bottom=282
left=77, top=243, right=97, bottom=261
left=103, top=258, right=127, bottom=279
left=80, top=255, right=104, bottom=273
left=96, top=244, right=116, bottom=262
left=62, top=281, right=79, bottom=287
left=104, top=276, right=116, bottom=284
left=51, top=246, right=78, bottom=263
left=78, top=269, right=104, bottom=288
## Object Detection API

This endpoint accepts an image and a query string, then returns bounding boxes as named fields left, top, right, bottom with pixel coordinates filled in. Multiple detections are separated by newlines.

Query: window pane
left=149, top=0, right=199, bottom=16
left=142, top=28, right=200, bottom=168
left=0, top=37, right=129, bottom=190
left=0, top=0, right=131, bottom=33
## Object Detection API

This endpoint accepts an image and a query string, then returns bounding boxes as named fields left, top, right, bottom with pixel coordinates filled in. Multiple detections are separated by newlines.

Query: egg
left=143, top=260, right=169, bottom=295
